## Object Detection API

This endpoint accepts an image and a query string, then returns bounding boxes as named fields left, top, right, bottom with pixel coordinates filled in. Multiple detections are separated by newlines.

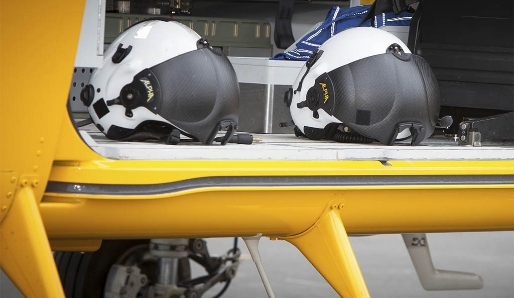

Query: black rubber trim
left=45, top=175, right=514, bottom=196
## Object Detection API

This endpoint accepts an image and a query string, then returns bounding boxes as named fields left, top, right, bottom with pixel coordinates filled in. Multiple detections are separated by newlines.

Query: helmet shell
left=289, top=27, right=440, bottom=145
left=82, top=20, right=239, bottom=144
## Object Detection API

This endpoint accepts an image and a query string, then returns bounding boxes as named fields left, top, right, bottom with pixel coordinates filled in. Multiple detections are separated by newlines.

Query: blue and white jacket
left=272, top=5, right=413, bottom=61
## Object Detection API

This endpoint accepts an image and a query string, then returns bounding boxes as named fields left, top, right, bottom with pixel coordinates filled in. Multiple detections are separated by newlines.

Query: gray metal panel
left=69, top=67, right=94, bottom=113
left=74, top=0, right=106, bottom=67
left=238, top=83, right=292, bottom=134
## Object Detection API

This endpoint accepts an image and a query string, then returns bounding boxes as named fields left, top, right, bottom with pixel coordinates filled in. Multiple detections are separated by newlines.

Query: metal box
left=229, top=57, right=304, bottom=134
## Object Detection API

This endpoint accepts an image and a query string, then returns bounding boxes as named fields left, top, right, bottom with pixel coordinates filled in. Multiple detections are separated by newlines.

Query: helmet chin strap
left=119, top=122, right=253, bottom=146
left=105, top=97, right=134, bottom=118
left=217, top=120, right=236, bottom=145
left=390, top=122, right=425, bottom=145
left=169, top=120, right=253, bottom=145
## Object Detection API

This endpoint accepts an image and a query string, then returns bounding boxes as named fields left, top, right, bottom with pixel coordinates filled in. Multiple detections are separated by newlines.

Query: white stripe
left=331, top=6, right=340, bottom=37
left=332, top=6, right=340, bottom=21
left=288, top=49, right=312, bottom=57
left=305, top=28, right=323, bottom=41
left=300, top=40, right=321, bottom=47
left=285, top=53, right=311, bottom=59
left=387, top=17, right=412, bottom=22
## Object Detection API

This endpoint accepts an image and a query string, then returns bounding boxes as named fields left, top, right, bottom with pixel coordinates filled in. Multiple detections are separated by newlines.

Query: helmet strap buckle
left=164, top=128, right=181, bottom=145
left=294, top=49, right=324, bottom=94
left=216, top=120, right=236, bottom=145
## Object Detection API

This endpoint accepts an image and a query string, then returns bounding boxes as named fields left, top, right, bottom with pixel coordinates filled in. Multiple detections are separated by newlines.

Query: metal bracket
left=243, top=234, right=276, bottom=298
left=280, top=204, right=370, bottom=298
left=104, top=265, right=148, bottom=298
left=458, top=112, right=513, bottom=146
left=402, top=233, right=483, bottom=290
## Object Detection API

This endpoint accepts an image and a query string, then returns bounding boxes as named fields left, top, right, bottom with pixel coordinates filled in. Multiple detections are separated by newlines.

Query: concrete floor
left=204, top=232, right=514, bottom=298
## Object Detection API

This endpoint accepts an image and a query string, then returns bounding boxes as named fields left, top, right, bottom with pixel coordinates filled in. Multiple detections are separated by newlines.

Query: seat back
left=408, top=0, right=513, bottom=132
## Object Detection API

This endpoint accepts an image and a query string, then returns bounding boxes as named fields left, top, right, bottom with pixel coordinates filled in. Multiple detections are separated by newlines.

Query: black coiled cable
left=331, top=131, right=374, bottom=144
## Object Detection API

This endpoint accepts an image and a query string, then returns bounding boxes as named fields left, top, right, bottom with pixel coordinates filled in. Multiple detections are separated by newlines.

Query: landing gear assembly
left=55, top=238, right=240, bottom=298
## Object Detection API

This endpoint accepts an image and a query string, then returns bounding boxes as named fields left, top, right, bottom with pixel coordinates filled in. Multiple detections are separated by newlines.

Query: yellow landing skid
left=283, top=207, right=370, bottom=298
left=243, top=204, right=371, bottom=298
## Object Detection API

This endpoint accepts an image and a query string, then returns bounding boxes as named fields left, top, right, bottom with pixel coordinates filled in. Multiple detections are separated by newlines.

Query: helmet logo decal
left=319, top=82, right=330, bottom=104
left=297, top=73, right=335, bottom=119
left=139, top=78, right=154, bottom=102
left=111, top=70, right=161, bottom=118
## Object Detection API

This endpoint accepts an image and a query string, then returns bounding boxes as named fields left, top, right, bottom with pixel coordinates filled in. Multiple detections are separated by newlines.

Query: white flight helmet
left=284, top=27, right=441, bottom=145
left=80, top=19, right=240, bottom=145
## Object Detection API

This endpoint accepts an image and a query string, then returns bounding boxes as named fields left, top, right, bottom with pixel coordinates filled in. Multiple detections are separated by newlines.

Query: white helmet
left=285, top=27, right=441, bottom=145
left=80, top=19, right=240, bottom=145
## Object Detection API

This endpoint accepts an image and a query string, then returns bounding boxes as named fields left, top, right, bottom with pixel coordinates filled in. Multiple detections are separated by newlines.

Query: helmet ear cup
left=80, top=84, right=95, bottom=107
left=284, top=87, right=293, bottom=108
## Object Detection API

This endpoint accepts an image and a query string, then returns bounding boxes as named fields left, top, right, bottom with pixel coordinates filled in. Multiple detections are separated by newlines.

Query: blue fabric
left=272, top=5, right=413, bottom=60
